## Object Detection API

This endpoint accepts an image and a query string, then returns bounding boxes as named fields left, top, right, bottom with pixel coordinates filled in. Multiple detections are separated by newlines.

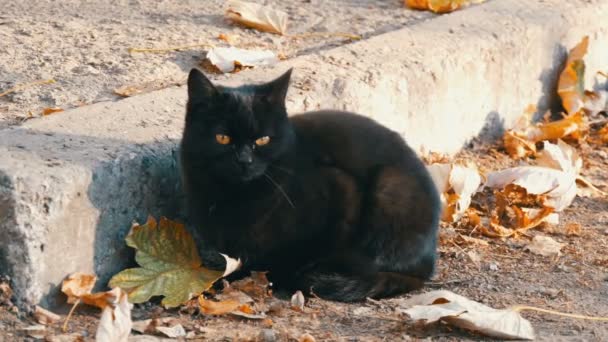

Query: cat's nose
left=237, top=147, right=253, bottom=164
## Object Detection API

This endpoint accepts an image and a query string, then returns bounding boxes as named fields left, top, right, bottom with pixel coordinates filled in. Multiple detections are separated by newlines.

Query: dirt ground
left=0, top=0, right=433, bottom=128
left=1, top=137, right=607, bottom=341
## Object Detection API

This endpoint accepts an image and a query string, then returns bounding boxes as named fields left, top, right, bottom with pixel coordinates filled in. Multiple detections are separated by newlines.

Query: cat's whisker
left=269, top=164, right=294, bottom=175
left=263, top=172, right=295, bottom=209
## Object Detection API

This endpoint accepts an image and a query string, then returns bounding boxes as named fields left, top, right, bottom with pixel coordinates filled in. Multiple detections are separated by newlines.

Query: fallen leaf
left=405, top=0, right=485, bottom=13
left=21, top=325, right=46, bottom=339
left=95, top=289, right=132, bottom=342
left=536, top=140, right=581, bottom=174
left=525, top=235, right=564, bottom=257
left=398, top=290, right=535, bottom=340
left=229, top=271, right=271, bottom=299
left=46, top=333, right=85, bottom=342
left=564, top=222, right=582, bottom=236
left=218, top=33, right=240, bottom=45
left=503, top=111, right=587, bottom=159
left=206, top=47, right=278, bottom=73
left=427, top=163, right=482, bottom=222
left=109, top=217, right=240, bottom=308
left=230, top=310, right=267, bottom=319
left=156, top=324, right=186, bottom=338
left=299, top=333, right=317, bottom=342
left=225, top=0, right=288, bottom=35
left=583, top=89, right=608, bottom=116
left=485, top=166, right=576, bottom=211
left=199, top=297, right=242, bottom=315
left=42, top=107, right=64, bottom=115
left=0, top=279, right=13, bottom=305
left=34, top=305, right=61, bottom=325
left=291, top=290, right=305, bottom=311
left=61, top=273, right=97, bottom=304
left=558, top=36, right=589, bottom=115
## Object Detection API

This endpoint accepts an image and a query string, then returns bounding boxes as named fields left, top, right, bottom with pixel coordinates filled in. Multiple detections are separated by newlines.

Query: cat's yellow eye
left=255, top=136, right=270, bottom=146
left=215, top=134, right=231, bottom=145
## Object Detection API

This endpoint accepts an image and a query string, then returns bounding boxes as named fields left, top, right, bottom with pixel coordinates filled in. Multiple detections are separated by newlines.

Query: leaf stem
left=512, top=305, right=608, bottom=321
left=62, top=299, right=80, bottom=332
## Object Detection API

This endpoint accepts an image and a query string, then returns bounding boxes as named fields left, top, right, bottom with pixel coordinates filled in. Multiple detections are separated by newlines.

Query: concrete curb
left=1, top=0, right=607, bottom=307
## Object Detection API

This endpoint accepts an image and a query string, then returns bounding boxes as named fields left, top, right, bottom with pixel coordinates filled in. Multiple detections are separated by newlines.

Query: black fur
left=180, top=68, right=441, bottom=302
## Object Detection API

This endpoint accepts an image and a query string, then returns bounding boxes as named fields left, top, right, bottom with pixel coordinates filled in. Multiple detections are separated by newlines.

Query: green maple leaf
left=109, top=217, right=239, bottom=308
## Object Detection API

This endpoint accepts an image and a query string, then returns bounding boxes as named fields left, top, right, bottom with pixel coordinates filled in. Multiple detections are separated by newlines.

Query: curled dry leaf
left=525, top=235, right=564, bottom=257
left=225, top=0, right=288, bottom=35
left=486, top=166, right=576, bottom=211
left=109, top=216, right=241, bottom=308
left=427, top=163, right=482, bottom=222
left=206, top=47, right=278, bottom=73
left=487, top=140, right=585, bottom=212
left=398, top=290, right=535, bottom=340
left=405, top=0, right=485, bottom=13
left=558, top=36, right=588, bottom=115
left=61, top=272, right=97, bottom=304
left=503, top=109, right=587, bottom=159
left=95, top=288, right=132, bottom=342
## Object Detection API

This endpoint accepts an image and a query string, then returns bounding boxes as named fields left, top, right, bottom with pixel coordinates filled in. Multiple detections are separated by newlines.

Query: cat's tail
left=297, top=271, right=425, bottom=302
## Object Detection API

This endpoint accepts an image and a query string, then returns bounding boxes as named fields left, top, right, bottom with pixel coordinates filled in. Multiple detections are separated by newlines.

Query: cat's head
left=182, top=68, right=294, bottom=183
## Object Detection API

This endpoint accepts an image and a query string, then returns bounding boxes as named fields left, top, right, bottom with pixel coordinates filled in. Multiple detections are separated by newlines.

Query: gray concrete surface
left=1, top=0, right=607, bottom=308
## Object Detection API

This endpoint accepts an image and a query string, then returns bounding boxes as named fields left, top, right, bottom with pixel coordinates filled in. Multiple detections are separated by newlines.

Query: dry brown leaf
left=405, top=0, right=484, bottom=13
left=199, top=297, right=242, bottom=315
left=0, top=279, right=13, bottom=306
left=398, top=290, right=535, bottom=340
left=427, top=163, right=481, bottom=222
left=525, top=235, right=564, bottom=257
left=564, top=222, right=582, bottom=236
left=95, top=289, right=132, bottom=342
left=299, top=333, right=317, bottom=342
left=61, top=273, right=97, bottom=304
left=558, top=36, right=589, bottom=115
left=291, top=290, right=305, bottom=311
left=583, top=90, right=608, bottom=116
left=156, top=324, right=186, bottom=338
left=230, top=271, right=271, bottom=299
left=218, top=33, right=240, bottom=45
left=34, top=305, right=61, bottom=325
left=527, top=111, right=587, bottom=143
left=225, top=0, right=288, bottom=35
left=42, top=107, right=64, bottom=116
left=206, top=47, right=278, bottom=73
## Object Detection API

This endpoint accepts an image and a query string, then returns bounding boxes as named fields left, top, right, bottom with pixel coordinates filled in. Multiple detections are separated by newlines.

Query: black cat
left=179, top=68, right=441, bottom=302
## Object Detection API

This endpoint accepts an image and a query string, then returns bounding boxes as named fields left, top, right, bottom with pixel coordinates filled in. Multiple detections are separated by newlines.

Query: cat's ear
left=187, top=68, right=218, bottom=105
left=261, top=68, right=292, bottom=106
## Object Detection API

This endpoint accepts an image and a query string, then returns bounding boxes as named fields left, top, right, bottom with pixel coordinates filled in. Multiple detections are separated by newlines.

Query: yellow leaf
left=225, top=0, right=288, bottom=35
left=109, top=217, right=240, bottom=308
left=405, top=0, right=484, bottom=13
left=558, top=36, right=589, bottom=115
